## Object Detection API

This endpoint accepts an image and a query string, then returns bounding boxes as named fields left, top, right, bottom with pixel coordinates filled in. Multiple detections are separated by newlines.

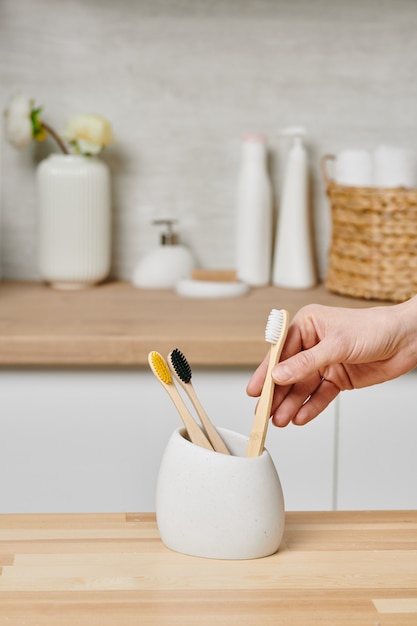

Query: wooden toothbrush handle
left=187, top=385, right=231, bottom=455
left=166, top=386, right=214, bottom=451
left=246, top=342, right=280, bottom=457
left=247, top=310, right=290, bottom=457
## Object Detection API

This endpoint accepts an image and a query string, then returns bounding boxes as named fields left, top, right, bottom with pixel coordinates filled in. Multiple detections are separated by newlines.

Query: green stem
left=41, top=122, right=69, bottom=155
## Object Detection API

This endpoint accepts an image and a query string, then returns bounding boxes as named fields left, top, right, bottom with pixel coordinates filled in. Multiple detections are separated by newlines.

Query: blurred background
left=2, top=1, right=417, bottom=514
left=1, top=0, right=416, bottom=282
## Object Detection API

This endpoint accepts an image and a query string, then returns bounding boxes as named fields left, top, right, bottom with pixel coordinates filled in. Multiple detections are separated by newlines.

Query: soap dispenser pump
left=132, top=219, right=195, bottom=289
left=272, top=127, right=316, bottom=289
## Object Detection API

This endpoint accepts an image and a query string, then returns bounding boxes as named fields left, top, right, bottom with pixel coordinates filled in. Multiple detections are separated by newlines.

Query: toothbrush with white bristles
left=148, top=351, right=214, bottom=451
left=246, top=309, right=290, bottom=457
left=168, top=348, right=231, bottom=455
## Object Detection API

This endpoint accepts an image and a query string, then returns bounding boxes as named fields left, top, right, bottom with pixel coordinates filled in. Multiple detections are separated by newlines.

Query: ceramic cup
left=156, top=427, right=285, bottom=560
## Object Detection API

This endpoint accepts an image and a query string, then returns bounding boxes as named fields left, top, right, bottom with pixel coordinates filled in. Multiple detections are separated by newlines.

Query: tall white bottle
left=272, top=127, right=316, bottom=289
left=235, top=134, right=273, bottom=286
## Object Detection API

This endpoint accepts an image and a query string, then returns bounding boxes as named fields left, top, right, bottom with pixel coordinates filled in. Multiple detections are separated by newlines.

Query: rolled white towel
left=334, top=149, right=372, bottom=186
left=373, top=144, right=417, bottom=188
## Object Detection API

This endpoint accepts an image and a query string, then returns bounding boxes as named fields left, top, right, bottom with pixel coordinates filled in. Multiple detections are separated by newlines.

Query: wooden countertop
left=0, top=511, right=416, bottom=625
left=0, top=280, right=389, bottom=367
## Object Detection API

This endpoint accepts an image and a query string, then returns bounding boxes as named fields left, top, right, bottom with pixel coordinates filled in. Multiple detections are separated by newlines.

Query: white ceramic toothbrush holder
left=156, top=427, right=285, bottom=560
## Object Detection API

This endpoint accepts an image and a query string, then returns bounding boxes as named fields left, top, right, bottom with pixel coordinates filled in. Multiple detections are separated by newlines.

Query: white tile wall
left=1, top=0, right=416, bottom=281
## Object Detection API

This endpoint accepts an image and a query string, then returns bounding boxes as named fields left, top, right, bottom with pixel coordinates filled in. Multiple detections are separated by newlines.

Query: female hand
left=247, top=296, right=417, bottom=427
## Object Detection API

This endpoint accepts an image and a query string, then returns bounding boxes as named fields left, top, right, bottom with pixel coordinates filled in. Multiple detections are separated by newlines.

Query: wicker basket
left=322, top=154, right=417, bottom=302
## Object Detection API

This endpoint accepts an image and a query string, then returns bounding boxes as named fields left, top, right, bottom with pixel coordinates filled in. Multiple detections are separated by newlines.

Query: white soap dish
left=175, top=278, right=249, bottom=299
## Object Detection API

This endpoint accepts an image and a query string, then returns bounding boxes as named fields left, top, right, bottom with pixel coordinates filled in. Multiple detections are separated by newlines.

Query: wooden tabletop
left=0, top=511, right=416, bottom=625
left=0, top=280, right=389, bottom=366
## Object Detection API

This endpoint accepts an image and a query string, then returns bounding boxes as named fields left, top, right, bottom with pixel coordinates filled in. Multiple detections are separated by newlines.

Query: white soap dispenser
left=132, top=219, right=195, bottom=289
left=272, top=127, right=316, bottom=289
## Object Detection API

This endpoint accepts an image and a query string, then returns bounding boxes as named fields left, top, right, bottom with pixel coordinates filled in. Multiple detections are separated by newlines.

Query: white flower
left=3, top=94, right=114, bottom=156
left=3, top=93, right=34, bottom=149
left=63, top=114, right=114, bottom=156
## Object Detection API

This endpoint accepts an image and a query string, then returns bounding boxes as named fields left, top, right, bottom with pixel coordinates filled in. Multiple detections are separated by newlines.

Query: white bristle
left=265, top=309, right=285, bottom=343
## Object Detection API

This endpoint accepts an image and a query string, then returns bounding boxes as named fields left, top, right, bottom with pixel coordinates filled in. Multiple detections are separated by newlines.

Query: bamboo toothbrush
left=246, top=309, right=290, bottom=457
left=168, top=348, right=231, bottom=455
left=148, top=351, right=214, bottom=451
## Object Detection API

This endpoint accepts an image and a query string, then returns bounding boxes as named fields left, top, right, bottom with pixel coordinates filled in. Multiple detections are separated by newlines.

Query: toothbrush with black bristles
left=168, top=348, right=231, bottom=455
left=148, top=351, right=214, bottom=451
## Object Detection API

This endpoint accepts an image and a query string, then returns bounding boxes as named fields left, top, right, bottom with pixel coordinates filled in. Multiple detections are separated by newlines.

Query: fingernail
left=273, top=364, right=292, bottom=382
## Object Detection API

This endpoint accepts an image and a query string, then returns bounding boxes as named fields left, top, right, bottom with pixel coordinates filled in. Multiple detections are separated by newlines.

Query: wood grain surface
left=0, top=281, right=390, bottom=366
left=0, top=511, right=416, bottom=625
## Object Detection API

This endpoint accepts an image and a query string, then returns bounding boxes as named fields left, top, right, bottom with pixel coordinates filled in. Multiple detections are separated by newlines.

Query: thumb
left=272, top=341, right=333, bottom=384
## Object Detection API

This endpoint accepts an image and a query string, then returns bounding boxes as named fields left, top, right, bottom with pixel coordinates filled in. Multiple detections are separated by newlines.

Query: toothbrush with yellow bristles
left=168, top=348, right=231, bottom=455
left=148, top=351, right=214, bottom=451
left=246, top=309, right=290, bottom=457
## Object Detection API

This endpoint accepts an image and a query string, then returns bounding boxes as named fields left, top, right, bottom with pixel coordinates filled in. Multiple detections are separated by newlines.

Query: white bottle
left=235, top=134, right=273, bottom=286
left=132, top=219, right=195, bottom=289
left=272, top=127, right=316, bottom=289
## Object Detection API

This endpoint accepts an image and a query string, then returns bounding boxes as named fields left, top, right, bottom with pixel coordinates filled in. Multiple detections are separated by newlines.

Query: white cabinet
left=0, top=370, right=167, bottom=513
left=0, top=368, right=336, bottom=513
left=2, top=367, right=415, bottom=513
left=336, top=370, right=417, bottom=510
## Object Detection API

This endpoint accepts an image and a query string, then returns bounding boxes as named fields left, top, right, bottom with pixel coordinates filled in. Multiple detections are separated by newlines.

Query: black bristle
left=171, top=348, right=192, bottom=383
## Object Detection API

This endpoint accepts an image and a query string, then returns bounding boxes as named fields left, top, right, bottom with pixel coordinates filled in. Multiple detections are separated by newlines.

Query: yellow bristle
left=150, top=351, right=172, bottom=385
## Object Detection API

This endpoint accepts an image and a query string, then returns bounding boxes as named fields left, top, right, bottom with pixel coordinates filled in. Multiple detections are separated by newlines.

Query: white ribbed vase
left=36, top=154, right=111, bottom=290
